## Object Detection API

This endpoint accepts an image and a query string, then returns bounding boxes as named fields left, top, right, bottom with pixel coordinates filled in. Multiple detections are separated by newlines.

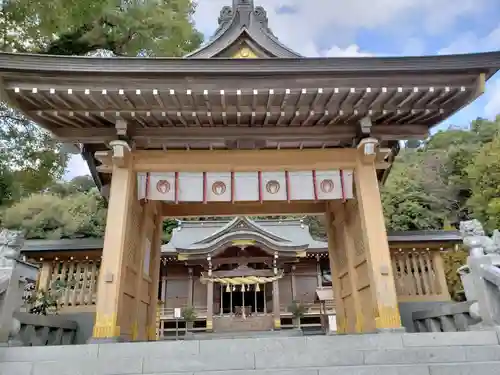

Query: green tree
left=382, top=118, right=500, bottom=231
left=1, top=190, right=107, bottom=239
left=0, top=103, right=67, bottom=206
left=467, top=134, right=500, bottom=232
left=382, top=149, right=448, bottom=231
left=69, top=175, right=96, bottom=193
left=5, top=0, right=203, bottom=56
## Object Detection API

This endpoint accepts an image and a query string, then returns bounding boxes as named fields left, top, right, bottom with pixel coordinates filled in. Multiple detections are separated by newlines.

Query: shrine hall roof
left=185, top=0, right=301, bottom=58
left=1, top=51, right=499, bottom=152
left=19, top=222, right=462, bottom=255
left=160, top=217, right=463, bottom=254
left=161, top=217, right=327, bottom=254
left=1, top=0, right=500, bottom=192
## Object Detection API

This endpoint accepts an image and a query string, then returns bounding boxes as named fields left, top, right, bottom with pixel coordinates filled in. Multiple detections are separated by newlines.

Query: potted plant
left=24, top=279, right=70, bottom=315
left=289, top=300, right=307, bottom=328
left=181, top=306, right=197, bottom=334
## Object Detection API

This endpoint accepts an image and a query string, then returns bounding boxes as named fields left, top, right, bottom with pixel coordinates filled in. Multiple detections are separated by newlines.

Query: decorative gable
left=185, top=1, right=301, bottom=59
left=232, top=45, right=259, bottom=58
left=194, top=217, right=290, bottom=245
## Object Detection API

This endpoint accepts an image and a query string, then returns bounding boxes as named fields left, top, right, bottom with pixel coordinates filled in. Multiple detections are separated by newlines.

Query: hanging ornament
left=226, top=284, right=231, bottom=293
left=232, top=285, right=236, bottom=292
left=241, top=284, right=245, bottom=292
left=255, top=283, right=260, bottom=292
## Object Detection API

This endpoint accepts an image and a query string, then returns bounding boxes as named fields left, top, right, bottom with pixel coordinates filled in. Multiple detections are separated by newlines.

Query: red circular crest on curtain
left=320, top=179, right=334, bottom=193
left=266, top=180, right=280, bottom=194
left=212, top=181, right=227, bottom=196
left=156, top=180, right=171, bottom=194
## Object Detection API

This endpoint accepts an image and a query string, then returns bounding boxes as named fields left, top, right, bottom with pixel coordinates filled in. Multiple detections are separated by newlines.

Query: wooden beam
left=371, top=124, right=429, bottom=140
left=49, top=123, right=431, bottom=144
left=133, top=149, right=359, bottom=172
left=161, top=201, right=325, bottom=217
left=131, top=126, right=355, bottom=141
left=95, top=148, right=392, bottom=173
left=52, top=127, right=117, bottom=143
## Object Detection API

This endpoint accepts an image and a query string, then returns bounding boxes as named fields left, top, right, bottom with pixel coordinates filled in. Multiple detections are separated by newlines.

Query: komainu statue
left=0, top=229, right=24, bottom=268
left=0, top=229, right=25, bottom=345
left=459, top=220, right=500, bottom=328
left=459, top=219, right=500, bottom=257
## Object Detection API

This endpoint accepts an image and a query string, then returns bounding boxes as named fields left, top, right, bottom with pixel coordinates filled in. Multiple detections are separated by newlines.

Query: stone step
left=1, top=331, right=499, bottom=375
left=190, top=328, right=303, bottom=340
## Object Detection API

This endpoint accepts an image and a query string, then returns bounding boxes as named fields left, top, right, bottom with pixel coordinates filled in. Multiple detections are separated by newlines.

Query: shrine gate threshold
left=1, top=0, right=500, bottom=343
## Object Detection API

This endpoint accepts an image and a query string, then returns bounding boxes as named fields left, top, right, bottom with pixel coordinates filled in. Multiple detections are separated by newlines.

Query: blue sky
left=64, top=0, right=500, bottom=179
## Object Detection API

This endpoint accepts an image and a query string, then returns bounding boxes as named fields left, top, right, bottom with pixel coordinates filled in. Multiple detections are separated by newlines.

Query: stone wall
left=12, top=312, right=78, bottom=346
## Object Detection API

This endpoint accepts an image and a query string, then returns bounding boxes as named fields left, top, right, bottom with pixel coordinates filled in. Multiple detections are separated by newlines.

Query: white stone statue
left=0, top=230, right=24, bottom=269
left=459, top=220, right=500, bottom=257
left=0, top=230, right=25, bottom=345
left=459, top=220, right=500, bottom=328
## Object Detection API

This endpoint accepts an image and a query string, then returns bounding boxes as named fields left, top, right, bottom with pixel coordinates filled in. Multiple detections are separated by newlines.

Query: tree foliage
left=467, top=132, right=500, bottom=232
left=382, top=117, right=500, bottom=232
left=1, top=188, right=107, bottom=239
left=4, top=0, right=203, bottom=56
left=0, top=103, right=67, bottom=206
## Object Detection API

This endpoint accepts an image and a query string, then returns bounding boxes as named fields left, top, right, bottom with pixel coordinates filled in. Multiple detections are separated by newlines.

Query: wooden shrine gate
left=90, top=139, right=401, bottom=341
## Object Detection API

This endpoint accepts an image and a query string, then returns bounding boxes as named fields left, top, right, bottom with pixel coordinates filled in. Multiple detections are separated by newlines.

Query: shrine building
left=2, top=0, right=500, bottom=342
left=20, top=217, right=461, bottom=341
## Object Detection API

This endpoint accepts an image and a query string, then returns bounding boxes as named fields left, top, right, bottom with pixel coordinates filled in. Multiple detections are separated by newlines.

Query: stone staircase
left=212, top=315, right=274, bottom=333
left=2, top=330, right=500, bottom=375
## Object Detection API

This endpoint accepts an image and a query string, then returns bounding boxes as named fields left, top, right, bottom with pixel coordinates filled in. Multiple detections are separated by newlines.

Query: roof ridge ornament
left=233, top=0, right=254, bottom=8
left=217, top=1, right=269, bottom=32
left=186, top=0, right=300, bottom=57
left=253, top=5, right=270, bottom=32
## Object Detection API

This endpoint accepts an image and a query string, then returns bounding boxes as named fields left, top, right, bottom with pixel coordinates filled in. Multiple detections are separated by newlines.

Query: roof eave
left=1, top=51, right=499, bottom=75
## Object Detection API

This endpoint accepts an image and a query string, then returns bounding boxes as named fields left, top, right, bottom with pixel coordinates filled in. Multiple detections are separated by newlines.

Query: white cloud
left=324, top=44, right=373, bottom=57
left=439, top=24, right=500, bottom=55
left=194, top=0, right=490, bottom=56
left=485, top=77, right=500, bottom=120
left=64, top=155, right=90, bottom=181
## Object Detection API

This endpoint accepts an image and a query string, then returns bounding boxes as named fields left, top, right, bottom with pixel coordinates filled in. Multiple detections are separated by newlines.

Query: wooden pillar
left=432, top=250, right=451, bottom=299
left=147, top=211, right=162, bottom=340
left=160, top=276, right=167, bottom=306
left=316, top=256, right=322, bottom=287
left=354, top=139, right=402, bottom=331
left=338, top=201, right=364, bottom=333
left=206, top=281, right=214, bottom=331
left=272, top=280, right=280, bottom=329
left=263, top=284, right=266, bottom=315
left=325, top=205, right=346, bottom=334
left=37, top=261, right=53, bottom=291
left=221, top=284, right=224, bottom=315
left=187, top=268, right=194, bottom=307
left=91, top=143, right=136, bottom=341
left=131, top=201, right=155, bottom=341
left=291, top=266, right=297, bottom=300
